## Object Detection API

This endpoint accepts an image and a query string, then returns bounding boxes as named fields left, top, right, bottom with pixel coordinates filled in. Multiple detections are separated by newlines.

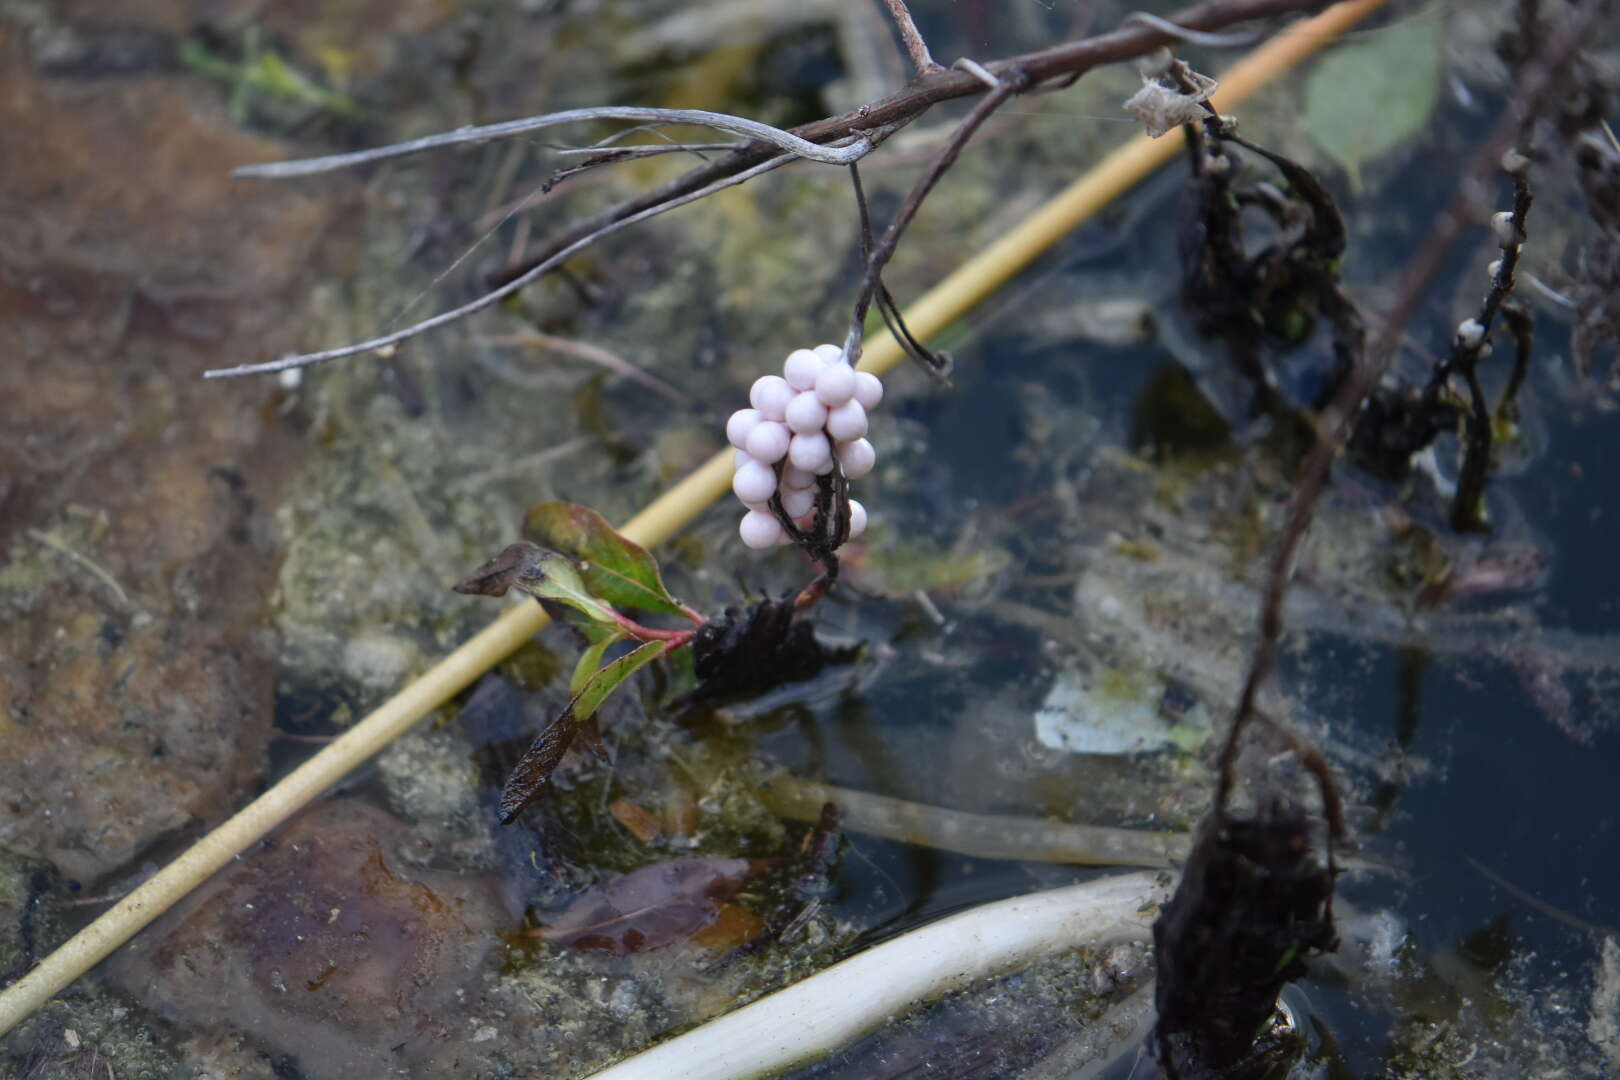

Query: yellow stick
left=0, top=0, right=1385, bottom=1038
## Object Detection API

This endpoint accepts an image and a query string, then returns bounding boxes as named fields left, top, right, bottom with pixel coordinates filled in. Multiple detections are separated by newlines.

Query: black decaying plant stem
left=1214, top=0, right=1611, bottom=823
left=1151, top=8, right=1606, bottom=1067
left=1154, top=107, right=1347, bottom=1079
left=1441, top=166, right=1535, bottom=531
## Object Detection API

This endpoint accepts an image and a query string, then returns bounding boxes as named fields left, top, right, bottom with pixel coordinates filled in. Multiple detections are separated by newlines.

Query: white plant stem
left=587, top=871, right=1170, bottom=1080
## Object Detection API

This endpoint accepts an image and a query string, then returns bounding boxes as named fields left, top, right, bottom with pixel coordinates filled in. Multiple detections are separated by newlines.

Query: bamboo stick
left=0, top=0, right=1386, bottom=1037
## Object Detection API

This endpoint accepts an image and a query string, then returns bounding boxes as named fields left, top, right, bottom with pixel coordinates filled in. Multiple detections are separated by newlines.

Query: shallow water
left=2, top=1, right=1618, bottom=1078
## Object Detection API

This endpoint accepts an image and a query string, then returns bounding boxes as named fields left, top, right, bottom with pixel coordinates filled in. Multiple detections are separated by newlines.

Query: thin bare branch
left=845, top=65, right=1029, bottom=368
left=549, top=140, right=746, bottom=159
left=214, top=0, right=1325, bottom=380
left=1122, top=10, right=1265, bottom=47
left=232, top=107, right=873, bottom=179
left=204, top=153, right=796, bottom=378
left=491, top=0, right=1322, bottom=289
left=880, top=0, right=942, bottom=78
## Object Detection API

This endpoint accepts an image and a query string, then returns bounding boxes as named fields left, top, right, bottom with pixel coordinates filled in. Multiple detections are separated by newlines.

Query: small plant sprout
left=456, top=500, right=863, bottom=820
left=727, top=344, right=881, bottom=553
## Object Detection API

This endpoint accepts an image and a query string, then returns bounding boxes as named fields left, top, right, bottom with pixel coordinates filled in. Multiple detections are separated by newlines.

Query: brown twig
left=845, top=61, right=1028, bottom=370
left=1214, top=0, right=1612, bottom=818
left=490, top=0, right=1325, bottom=291
left=881, top=0, right=943, bottom=78
left=210, top=0, right=1326, bottom=380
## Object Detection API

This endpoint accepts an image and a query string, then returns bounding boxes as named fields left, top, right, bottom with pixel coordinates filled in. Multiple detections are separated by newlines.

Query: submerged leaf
left=524, top=502, right=690, bottom=618
left=538, top=856, right=771, bottom=954
left=1304, top=20, right=1441, bottom=186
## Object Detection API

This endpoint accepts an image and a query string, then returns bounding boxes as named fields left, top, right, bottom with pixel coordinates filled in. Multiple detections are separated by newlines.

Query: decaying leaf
left=498, top=710, right=578, bottom=823
left=534, top=856, right=773, bottom=954
left=609, top=798, right=664, bottom=843
left=524, top=502, right=690, bottom=618
left=455, top=540, right=618, bottom=629
left=1304, top=19, right=1441, bottom=187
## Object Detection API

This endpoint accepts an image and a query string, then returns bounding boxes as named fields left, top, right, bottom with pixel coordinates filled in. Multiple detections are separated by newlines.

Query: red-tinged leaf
left=537, top=857, right=773, bottom=954
left=524, top=502, right=689, bottom=618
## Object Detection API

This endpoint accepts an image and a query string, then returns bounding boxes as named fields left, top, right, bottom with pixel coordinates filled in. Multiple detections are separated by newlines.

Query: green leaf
left=524, top=502, right=689, bottom=618
left=571, top=634, right=624, bottom=696
left=1304, top=20, right=1441, bottom=188
left=573, top=640, right=665, bottom=724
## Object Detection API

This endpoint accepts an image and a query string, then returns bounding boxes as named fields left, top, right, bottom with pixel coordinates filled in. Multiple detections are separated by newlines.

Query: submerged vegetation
left=3, top=0, right=1620, bottom=1078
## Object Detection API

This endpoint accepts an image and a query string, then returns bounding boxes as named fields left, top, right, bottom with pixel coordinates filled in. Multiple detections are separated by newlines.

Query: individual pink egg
left=848, top=499, right=868, bottom=538
left=814, top=363, right=856, bottom=407
left=744, top=420, right=791, bottom=463
left=739, top=510, right=785, bottom=549
left=783, top=349, right=826, bottom=391
left=733, top=458, right=777, bottom=504
left=750, top=375, right=793, bottom=421
left=788, top=431, right=832, bottom=473
left=782, top=465, right=816, bottom=489
left=780, top=486, right=814, bottom=518
left=825, top=398, right=867, bottom=441
left=726, top=408, right=761, bottom=450
left=853, top=371, right=883, bottom=410
left=812, top=343, right=845, bottom=364
left=836, top=438, right=875, bottom=479
left=785, top=390, right=829, bottom=434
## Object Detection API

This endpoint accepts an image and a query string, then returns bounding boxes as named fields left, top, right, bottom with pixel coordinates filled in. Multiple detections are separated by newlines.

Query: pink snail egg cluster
left=726, top=343, right=882, bottom=549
